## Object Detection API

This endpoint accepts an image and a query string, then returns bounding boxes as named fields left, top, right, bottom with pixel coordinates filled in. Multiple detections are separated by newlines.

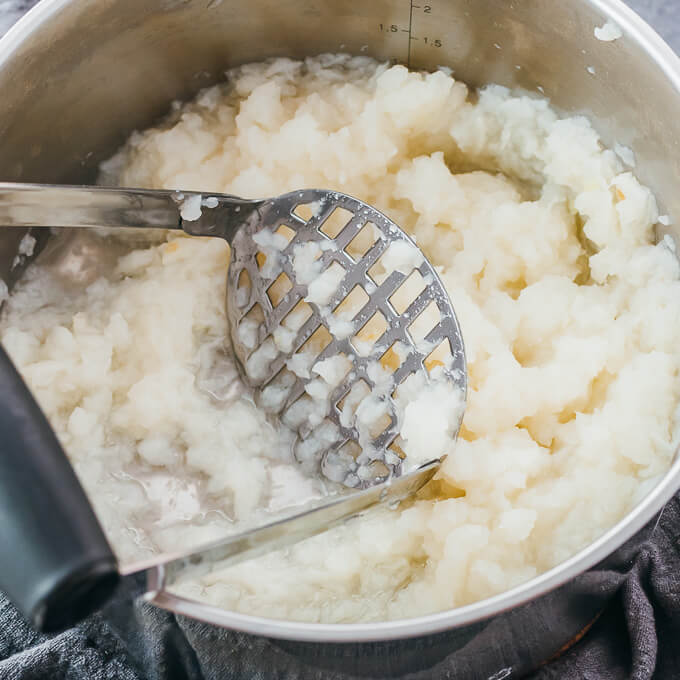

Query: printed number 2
left=424, top=5, right=432, bottom=12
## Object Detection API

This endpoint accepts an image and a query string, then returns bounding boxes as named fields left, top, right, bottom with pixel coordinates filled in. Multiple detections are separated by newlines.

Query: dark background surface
left=0, top=1, right=680, bottom=679
left=629, top=0, right=680, bottom=51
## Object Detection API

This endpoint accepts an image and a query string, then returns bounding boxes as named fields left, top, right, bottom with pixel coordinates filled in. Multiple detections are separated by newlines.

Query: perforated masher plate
left=227, top=189, right=466, bottom=488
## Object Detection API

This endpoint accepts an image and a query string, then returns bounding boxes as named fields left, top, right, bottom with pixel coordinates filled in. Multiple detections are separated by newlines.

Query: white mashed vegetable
left=4, top=54, right=680, bottom=623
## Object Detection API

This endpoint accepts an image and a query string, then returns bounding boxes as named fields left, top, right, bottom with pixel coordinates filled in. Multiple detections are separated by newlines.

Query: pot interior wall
left=2, top=0, right=679, bottom=302
left=0, top=1, right=679, bottom=191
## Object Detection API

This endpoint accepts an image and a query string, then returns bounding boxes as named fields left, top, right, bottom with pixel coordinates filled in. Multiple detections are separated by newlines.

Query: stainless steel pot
left=1, top=0, right=679, bottom=676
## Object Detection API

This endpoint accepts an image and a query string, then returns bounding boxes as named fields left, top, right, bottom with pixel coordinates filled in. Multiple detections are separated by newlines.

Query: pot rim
left=2, top=0, right=680, bottom=643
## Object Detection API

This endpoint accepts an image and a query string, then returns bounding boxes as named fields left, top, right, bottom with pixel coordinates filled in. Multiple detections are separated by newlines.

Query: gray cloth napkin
left=2, top=492, right=680, bottom=680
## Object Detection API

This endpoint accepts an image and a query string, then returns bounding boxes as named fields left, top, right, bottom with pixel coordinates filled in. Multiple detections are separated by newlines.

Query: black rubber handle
left=0, top=344, right=119, bottom=632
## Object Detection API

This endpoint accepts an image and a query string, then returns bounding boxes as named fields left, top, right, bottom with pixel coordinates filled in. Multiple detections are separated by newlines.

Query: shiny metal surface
left=226, top=188, right=466, bottom=487
left=0, top=182, right=197, bottom=229
left=122, top=462, right=439, bottom=595
left=0, top=181, right=266, bottom=235
left=0, top=181, right=465, bottom=488
left=0, top=0, right=679, bottom=671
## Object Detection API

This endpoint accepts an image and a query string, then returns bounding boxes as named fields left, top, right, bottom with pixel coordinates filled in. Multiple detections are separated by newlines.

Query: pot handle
left=0, top=343, right=119, bottom=632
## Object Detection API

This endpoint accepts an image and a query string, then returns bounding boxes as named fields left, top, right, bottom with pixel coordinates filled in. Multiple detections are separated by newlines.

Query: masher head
left=227, top=189, right=466, bottom=488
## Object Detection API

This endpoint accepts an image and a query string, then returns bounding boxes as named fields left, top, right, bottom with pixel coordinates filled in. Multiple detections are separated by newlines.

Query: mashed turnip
left=3, top=54, right=680, bottom=623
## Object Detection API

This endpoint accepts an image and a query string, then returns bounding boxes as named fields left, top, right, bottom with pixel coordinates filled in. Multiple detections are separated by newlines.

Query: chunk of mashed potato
left=3, top=54, right=680, bottom=623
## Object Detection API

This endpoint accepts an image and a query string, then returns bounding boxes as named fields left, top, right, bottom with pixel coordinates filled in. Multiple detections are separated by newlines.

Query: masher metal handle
left=0, top=182, right=261, bottom=239
left=0, top=181, right=465, bottom=632
left=0, top=181, right=231, bottom=631
left=0, top=182, right=184, bottom=229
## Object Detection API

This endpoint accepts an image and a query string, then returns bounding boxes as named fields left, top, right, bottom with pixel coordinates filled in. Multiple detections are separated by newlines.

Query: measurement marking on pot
left=407, top=0, right=415, bottom=65
left=376, top=3, right=443, bottom=66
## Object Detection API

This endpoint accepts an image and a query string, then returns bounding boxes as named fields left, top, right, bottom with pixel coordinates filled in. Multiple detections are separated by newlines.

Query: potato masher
left=0, top=182, right=466, bottom=631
